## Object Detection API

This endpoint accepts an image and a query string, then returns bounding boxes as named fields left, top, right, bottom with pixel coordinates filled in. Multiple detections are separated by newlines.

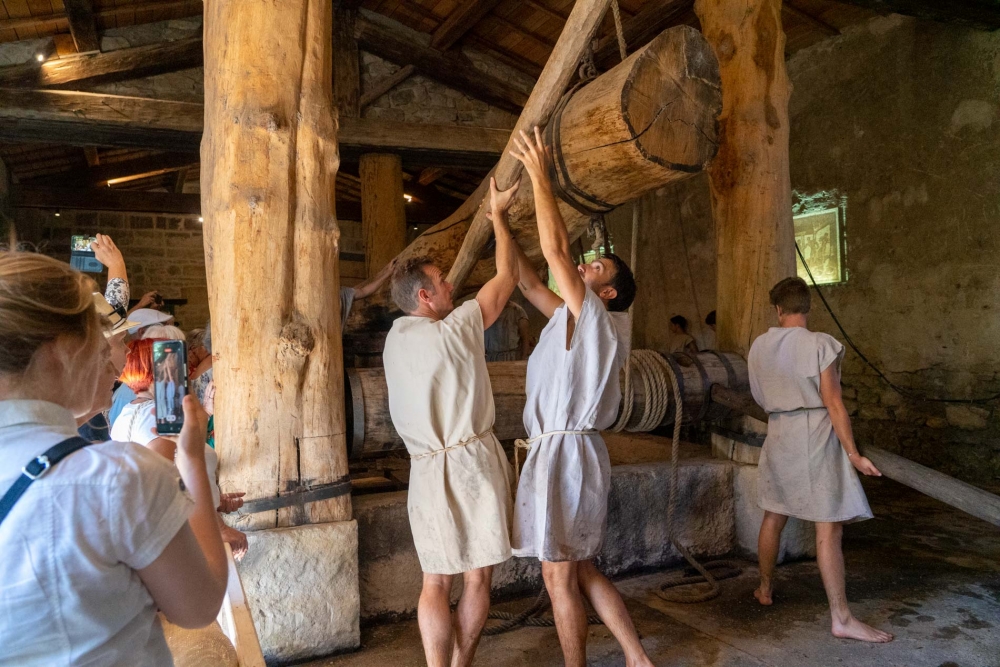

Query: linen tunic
left=513, top=290, right=630, bottom=561
left=383, top=300, right=513, bottom=574
left=748, top=327, right=873, bottom=523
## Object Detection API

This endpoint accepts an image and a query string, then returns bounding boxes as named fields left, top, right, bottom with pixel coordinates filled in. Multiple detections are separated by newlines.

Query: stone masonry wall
left=787, top=15, right=1000, bottom=485
left=13, top=208, right=367, bottom=331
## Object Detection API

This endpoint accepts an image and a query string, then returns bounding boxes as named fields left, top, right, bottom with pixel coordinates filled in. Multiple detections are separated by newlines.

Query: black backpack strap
left=0, top=436, right=92, bottom=527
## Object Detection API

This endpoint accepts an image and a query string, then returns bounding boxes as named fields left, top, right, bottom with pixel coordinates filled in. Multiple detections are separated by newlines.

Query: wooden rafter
left=783, top=1, right=840, bottom=36
left=82, top=146, right=100, bottom=166
left=354, top=13, right=528, bottom=112
left=0, top=37, right=203, bottom=89
left=0, top=0, right=204, bottom=32
left=483, top=14, right=555, bottom=50
left=24, top=151, right=197, bottom=187
left=464, top=35, right=543, bottom=78
left=14, top=187, right=201, bottom=214
left=0, top=89, right=511, bottom=169
left=358, top=64, right=416, bottom=110
left=63, top=0, right=101, bottom=53
left=430, top=0, right=504, bottom=50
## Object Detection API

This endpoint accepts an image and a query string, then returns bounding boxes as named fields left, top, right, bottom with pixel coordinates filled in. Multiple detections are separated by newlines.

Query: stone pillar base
left=238, top=520, right=359, bottom=665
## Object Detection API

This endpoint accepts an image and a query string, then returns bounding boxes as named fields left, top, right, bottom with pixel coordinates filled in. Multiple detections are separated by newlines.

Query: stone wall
left=13, top=207, right=367, bottom=331
left=787, top=14, right=1000, bottom=485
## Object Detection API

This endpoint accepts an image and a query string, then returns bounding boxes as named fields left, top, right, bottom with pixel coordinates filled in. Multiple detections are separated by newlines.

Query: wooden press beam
left=354, top=12, right=528, bottom=112
left=445, top=0, right=612, bottom=292
left=0, top=89, right=509, bottom=168
left=63, top=0, right=101, bottom=53
left=333, top=5, right=360, bottom=117
left=0, top=37, right=203, bottom=90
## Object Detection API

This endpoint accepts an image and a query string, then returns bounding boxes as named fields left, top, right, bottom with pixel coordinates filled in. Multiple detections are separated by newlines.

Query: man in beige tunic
left=748, top=276, right=892, bottom=643
left=383, top=177, right=519, bottom=667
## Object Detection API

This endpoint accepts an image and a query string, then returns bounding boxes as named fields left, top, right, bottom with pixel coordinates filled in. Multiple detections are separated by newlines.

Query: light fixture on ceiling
left=54, top=210, right=61, bottom=217
left=34, top=39, right=56, bottom=64
left=35, top=53, right=45, bottom=62
left=198, top=216, right=204, bottom=222
left=403, top=194, right=413, bottom=203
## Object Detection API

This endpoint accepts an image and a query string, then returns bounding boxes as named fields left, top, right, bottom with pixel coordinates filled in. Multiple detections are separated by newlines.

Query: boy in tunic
left=382, top=177, right=520, bottom=667
left=748, top=276, right=893, bottom=643
left=509, top=128, right=653, bottom=667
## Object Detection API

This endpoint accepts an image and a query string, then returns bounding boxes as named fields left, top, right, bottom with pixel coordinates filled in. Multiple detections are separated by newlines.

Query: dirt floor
left=306, top=479, right=1000, bottom=667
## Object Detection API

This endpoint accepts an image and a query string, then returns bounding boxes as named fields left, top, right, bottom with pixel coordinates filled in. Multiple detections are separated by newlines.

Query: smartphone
left=152, top=340, right=188, bottom=435
left=69, top=235, right=103, bottom=273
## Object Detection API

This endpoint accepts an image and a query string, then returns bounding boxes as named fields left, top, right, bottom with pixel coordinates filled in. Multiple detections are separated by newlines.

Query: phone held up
left=152, top=340, right=188, bottom=435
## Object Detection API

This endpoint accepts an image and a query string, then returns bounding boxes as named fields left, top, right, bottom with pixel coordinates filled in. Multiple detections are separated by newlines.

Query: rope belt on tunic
left=513, top=430, right=598, bottom=484
left=409, top=428, right=495, bottom=460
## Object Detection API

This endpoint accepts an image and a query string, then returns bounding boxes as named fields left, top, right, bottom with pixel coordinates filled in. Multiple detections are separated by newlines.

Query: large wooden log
left=360, top=153, right=406, bottom=277
left=345, top=352, right=746, bottom=455
left=346, top=25, right=721, bottom=331
left=694, top=0, right=796, bottom=356
left=202, top=0, right=349, bottom=530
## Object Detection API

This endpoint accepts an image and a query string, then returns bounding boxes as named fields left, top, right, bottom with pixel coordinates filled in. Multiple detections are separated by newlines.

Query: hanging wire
left=796, top=242, right=1000, bottom=404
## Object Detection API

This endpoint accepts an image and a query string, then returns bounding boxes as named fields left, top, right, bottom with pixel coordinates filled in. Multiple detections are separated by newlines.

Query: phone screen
left=152, top=340, right=187, bottom=435
left=71, top=235, right=97, bottom=252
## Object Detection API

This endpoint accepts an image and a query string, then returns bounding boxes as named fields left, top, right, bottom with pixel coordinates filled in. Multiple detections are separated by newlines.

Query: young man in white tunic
left=509, top=128, right=653, bottom=667
left=383, top=177, right=520, bottom=667
left=748, top=276, right=893, bottom=643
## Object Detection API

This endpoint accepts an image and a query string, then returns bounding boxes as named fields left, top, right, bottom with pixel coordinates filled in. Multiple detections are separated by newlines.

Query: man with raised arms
left=382, top=177, right=519, bottom=667
left=509, top=127, right=653, bottom=667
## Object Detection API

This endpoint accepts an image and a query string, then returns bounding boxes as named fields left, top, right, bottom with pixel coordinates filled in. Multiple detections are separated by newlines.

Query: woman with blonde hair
left=0, top=252, right=228, bottom=665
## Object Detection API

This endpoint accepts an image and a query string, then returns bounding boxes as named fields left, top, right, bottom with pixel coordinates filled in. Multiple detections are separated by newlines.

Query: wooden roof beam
left=783, top=1, right=839, bottom=36
left=359, top=64, right=416, bottom=111
left=14, top=187, right=201, bottom=214
left=0, top=0, right=203, bottom=32
left=831, top=0, right=1000, bottom=30
left=354, top=12, right=529, bottom=112
left=63, top=0, right=101, bottom=53
left=0, top=89, right=511, bottom=169
left=431, top=0, right=505, bottom=50
left=23, top=151, right=198, bottom=188
left=0, top=37, right=203, bottom=89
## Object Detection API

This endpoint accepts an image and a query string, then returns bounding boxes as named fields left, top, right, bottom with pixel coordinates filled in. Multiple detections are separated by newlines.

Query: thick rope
left=610, top=0, right=628, bottom=62
left=484, top=588, right=602, bottom=636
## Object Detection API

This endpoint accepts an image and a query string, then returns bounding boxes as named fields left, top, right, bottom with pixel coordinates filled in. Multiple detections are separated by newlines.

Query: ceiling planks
left=430, top=0, right=504, bottom=50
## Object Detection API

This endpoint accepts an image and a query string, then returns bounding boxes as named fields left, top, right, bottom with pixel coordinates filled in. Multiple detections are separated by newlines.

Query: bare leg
left=816, top=522, right=893, bottom=643
left=542, top=561, right=588, bottom=667
left=419, top=573, right=455, bottom=667
left=451, top=566, right=493, bottom=667
left=576, top=560, right=654, bottom=667
left=755, top=511, right=788, bottom=605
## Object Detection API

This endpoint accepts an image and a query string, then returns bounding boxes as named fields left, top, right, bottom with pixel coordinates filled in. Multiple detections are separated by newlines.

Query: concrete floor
left=306, top=480, right=1000, bottom=667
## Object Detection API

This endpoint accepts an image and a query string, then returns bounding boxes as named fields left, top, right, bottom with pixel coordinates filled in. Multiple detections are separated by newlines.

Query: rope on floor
left=483, top=588, right=603, bottom=636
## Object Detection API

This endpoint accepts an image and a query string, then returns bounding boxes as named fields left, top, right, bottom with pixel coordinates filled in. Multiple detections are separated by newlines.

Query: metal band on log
left=345, top=352, right=746, bottom=457
left=345, top=25, right=721, bottom=332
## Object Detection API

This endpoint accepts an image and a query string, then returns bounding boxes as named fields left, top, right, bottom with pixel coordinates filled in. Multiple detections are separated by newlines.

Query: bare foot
left=832, top=616, right=894, bottom=643
left=754, top=586, right=773, bottom=606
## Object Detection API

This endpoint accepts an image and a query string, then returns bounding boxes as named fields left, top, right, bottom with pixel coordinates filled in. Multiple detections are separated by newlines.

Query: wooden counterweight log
left=345, top=352, right=748, bottom=457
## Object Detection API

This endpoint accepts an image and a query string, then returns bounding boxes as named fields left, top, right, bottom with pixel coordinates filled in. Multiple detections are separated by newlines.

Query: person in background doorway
left=667, top=314, right=699, bottom=354
left=748, top=277, right=891, bottom=643
left=700, top=310, right=717, bottom=351
left=484, top=300, right=530, bottom=362
left=339, top=258, right=398, bottom=332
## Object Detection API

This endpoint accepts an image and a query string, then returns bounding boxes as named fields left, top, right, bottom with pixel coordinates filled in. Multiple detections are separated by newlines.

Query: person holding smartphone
left=0, top=252, right=228, bottom=665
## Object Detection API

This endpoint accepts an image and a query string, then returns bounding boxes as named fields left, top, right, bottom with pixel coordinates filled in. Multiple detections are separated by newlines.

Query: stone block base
left=239, top=520, right=360, bottom=665
left=733, top=464, right=816, bottom=562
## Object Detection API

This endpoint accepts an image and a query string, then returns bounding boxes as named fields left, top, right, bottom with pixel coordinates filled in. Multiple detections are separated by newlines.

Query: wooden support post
left=694, top=0, right=796, bottom=356
left=63, top=0, right=101, bottom=53
left=360, top=153, right=406, bottom=278
left=333, top=5, right=360, bottom=118
left=202, top=0, right=351, bottom=530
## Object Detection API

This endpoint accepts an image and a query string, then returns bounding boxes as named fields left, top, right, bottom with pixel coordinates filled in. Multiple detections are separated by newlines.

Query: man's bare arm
left=820, top=363, right=882, bottom=477
left=513, top=239, right=562, bottom=319
left=511, top=128, right=586, bottom=318
left=352, top=257, right=398, bottom=300
left=476, top=177, right=519, bottom=329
